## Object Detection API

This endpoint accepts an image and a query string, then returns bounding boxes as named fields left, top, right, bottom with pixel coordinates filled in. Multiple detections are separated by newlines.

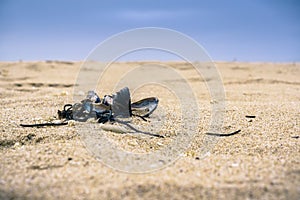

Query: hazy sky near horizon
left=0, top=0, right=299, bottom=62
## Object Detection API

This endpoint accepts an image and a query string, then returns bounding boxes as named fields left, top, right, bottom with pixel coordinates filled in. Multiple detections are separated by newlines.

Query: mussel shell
left=131, top=97, right=159, bottom=117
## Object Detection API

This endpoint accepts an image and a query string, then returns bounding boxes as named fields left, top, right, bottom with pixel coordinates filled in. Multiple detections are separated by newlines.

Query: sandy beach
left=0, top=61, right=299, bottom=199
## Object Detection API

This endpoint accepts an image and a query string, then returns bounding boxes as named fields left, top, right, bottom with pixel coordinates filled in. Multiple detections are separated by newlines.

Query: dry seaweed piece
left=245, top=115, right=256, bottom=118
left=205, top=129, right=241, bottom=137
left=20, top=122, right=68, bottom=127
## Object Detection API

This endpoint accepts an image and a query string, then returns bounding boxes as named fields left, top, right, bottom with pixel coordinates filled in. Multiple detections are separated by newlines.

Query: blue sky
left=0, top=0, right=299, bottom=62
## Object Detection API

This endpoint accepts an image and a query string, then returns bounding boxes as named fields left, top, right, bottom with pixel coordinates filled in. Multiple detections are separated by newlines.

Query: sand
left=0, top=61, right=299, bottom=199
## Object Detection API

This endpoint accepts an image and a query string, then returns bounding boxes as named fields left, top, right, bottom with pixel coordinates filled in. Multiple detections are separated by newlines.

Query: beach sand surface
left=0, top=61, right=299, bottom=199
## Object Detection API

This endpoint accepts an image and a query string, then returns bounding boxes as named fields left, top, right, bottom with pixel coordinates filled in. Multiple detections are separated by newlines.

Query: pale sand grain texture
left=0, top=61, right=299, bottom=199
